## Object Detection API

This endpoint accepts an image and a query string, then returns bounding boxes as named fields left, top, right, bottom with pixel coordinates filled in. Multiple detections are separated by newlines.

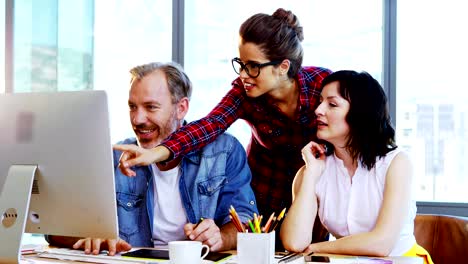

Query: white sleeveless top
left=315, top=148, right=416, bottom=256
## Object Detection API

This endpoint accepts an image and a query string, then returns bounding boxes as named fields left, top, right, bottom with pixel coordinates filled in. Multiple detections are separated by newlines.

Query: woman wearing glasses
left=115, top=8, right=331, bottom=242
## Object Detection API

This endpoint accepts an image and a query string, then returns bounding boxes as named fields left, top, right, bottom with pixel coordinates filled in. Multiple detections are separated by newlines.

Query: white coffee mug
left=169, top=240, right=209, bottom=264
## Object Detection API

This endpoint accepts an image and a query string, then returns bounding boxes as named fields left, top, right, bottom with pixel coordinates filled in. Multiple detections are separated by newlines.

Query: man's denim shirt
left=113, top=133, right=258, bottom=246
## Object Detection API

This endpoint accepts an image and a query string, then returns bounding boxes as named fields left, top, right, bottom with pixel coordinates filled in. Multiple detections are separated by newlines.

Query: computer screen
left=0, top=90, right=118, bottom=262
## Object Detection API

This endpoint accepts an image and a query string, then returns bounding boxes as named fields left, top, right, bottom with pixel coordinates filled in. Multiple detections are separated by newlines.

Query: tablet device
left=205, top=252, right=232, bottom=262
left=304, top=255, right=330, bottom=263
left=122, top=249, right=232, bottom=262
left=122, top=249, right=169, bottom=260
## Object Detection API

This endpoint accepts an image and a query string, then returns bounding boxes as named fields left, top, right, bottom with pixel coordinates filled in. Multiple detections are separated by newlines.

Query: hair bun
left=272, top=8, right=304, bottom=41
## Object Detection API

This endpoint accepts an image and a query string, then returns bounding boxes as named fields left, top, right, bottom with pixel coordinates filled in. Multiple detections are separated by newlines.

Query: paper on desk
left=21, top=244, right=46, bottom=254
left=20, top=258, right=56, bottom=264
left=220, top=255, right=304, bottom=264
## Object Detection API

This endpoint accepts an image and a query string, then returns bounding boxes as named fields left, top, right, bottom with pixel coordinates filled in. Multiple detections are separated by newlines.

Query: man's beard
left=137, top=110, right=179, bottom=148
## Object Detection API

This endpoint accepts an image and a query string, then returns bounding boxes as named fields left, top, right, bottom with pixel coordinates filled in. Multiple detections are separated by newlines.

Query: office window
left=12, top=0, right=93, bottom=93
left=184, top=0, right=382, bottom=147
left=93, top=0, right=172, bottom=142
left=7, top=0, right=171, bottom=142
left=397, top=1, right=468, bottom=202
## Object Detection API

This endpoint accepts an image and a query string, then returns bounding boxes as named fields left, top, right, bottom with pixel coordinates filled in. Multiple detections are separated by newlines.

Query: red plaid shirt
left=161, top=66, right=332, bottom=215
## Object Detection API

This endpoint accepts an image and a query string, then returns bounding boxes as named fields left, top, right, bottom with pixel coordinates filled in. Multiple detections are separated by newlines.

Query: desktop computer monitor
left=0, top=90, right=118, bottom=263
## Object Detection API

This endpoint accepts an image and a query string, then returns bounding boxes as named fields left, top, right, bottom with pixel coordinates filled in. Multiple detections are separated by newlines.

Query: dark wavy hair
left=239, top=8, right=303, bottom=78
left=321, top=70, right=397, bottom=170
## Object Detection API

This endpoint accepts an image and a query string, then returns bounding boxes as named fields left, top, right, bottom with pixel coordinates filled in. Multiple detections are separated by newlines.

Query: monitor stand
left=0, top=165, right=37, bottom=264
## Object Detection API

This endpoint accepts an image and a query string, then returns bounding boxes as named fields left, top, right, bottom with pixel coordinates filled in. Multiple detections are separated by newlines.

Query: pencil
left=194, top=217, right=204, bottom=229
left=258, top=215, right=263, bottom=230
left=266, top=216, right=277, bottom=233
left=253, top=213, right=261, bottom=233
left=278, top=253, right=302, bottom=263
left=271, top=208, right=286, bottom=231
left=278, top=208, right=286, bottom=220
left=263, top=212, right=275, bottom=233
left=229, top=215, right=244, bottom=232
left=229, top=205, right=245, bottom=232
left=248, top=219, right=256, bottom=233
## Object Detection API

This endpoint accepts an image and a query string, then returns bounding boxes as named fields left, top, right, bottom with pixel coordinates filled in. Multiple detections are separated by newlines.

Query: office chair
left=414, top=214, right=468, bottom=264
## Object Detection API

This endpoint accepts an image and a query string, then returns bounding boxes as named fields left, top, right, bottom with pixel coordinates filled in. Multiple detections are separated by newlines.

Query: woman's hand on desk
left=72, top=237, right=132, bottom=256
left=303, top=243, right=317, bottom=254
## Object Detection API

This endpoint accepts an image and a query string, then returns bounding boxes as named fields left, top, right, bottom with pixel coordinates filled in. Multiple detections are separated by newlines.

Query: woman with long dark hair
left=281, top=70, right=433, bottom=264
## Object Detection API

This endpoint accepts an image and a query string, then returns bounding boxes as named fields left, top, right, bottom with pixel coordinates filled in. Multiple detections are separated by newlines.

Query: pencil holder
left=237, top=231, right=275, bottom=264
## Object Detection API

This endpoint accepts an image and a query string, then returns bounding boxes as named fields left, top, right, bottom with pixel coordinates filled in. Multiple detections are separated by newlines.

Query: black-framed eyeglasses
left=231, top=57, right=282, bottom=78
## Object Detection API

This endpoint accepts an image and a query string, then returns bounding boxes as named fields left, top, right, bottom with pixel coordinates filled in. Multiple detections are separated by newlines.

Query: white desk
left=20, top=249, right=423, bottom=264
